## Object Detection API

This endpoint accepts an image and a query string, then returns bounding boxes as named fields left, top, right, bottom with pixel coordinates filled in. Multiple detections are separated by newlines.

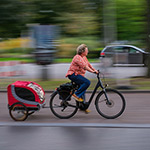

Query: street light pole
left=146, top=0, right=150, bottom=77
left=102, top=0, right=117, bottom=45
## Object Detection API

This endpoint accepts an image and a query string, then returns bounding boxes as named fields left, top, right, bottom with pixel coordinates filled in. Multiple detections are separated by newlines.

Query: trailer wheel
left=9, top=102, right=28, bottom=121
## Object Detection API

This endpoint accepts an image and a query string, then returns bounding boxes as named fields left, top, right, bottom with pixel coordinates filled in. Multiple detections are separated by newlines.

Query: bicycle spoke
left=68, top=104, right=77, bottom=108
left=53, top=104, right=62, bottom=108
left=50, top=91, right=78, bottom=119
left=95, top=89, right=126, bottom=119
left=98, top=99, right=107, bottom=103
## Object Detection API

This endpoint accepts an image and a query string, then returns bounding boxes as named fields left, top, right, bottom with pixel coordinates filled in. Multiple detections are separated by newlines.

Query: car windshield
left=104, top=47, right=113, bottom=52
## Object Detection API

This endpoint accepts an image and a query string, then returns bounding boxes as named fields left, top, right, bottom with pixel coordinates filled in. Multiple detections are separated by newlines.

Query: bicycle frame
left=59, top=72, right=111, bottom=110
left=50, top=71, right=126, bottom=119
left=81, top=72, right=111, bottom=108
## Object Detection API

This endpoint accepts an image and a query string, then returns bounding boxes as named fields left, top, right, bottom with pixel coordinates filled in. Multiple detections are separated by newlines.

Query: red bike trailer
left=7, top=81, right=45, bottom=121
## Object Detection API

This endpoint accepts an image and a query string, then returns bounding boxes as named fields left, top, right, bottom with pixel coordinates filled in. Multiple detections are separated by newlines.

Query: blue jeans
left=68, top=73, right=91, bottom=99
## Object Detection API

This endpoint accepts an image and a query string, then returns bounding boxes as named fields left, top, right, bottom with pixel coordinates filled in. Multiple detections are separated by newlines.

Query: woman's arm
left=88, top=62, right=99, bottom=73
left=84, top=65, right=98, bottom=74
left=84, top=56, right=97, bottom=72
left=88, top=63, right=95, bottom=71
left=83, top=57, right=98, bottom=74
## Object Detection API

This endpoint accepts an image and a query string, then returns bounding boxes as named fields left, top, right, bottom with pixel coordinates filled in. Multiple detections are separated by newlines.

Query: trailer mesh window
left=15, top=87, right=35, bottom=101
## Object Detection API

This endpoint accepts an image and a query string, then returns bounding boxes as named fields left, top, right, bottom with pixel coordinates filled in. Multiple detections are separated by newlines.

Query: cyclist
left=66, top=44, right=98, bottom=113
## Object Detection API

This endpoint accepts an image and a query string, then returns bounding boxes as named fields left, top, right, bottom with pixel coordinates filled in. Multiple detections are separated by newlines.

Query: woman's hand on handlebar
left=93, top=70, right=99, bottom=74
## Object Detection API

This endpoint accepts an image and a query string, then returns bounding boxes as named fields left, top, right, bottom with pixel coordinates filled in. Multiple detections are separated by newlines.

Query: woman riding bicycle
left=66, top=44, right=98, bottom=112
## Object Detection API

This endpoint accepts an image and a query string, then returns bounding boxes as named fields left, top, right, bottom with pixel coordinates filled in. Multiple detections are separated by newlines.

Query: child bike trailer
left=7, top=81, right=45, bottom=121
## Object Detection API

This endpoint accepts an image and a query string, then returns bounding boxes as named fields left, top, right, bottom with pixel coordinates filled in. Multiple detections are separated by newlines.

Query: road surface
left=1, top=126, right=150, bottom=150
left=1, top=92, right=150, bottom=124
left=1, top=92, right=150, bottom=150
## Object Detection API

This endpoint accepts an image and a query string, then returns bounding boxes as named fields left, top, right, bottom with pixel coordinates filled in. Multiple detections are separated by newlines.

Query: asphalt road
left=1, top=92, right=150, bottom=150
left=1, top=126, right=150, bottom=150
left=1, top=92, right=150, bottom=124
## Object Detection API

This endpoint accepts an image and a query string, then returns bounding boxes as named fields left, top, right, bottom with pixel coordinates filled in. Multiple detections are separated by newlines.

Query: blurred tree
left=62, top=0, right=101, bottom=38
left=116, top=0, right=145, bottom=41
left=102, top=0, right=117, bottom=45
left=29, top=0, right=62, bottom=24
left=0, top=0, right=148, bottom=48
left=0, top=0, right=26, bottom=38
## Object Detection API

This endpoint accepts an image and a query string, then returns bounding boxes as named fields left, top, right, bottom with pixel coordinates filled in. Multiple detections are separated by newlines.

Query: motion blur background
left=0, top=0, right=150, bottom=90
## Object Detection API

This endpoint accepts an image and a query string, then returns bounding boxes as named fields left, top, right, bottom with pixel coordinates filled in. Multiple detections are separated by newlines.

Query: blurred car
left=100, top=45, right=150, bottom=66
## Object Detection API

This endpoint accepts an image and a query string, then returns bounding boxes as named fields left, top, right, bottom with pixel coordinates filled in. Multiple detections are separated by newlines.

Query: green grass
left=54, top=58, right=100, bottom=63
left=0, top=57, right=100, bottom=63
left=54, top=58, right=72, bottom=63
left=0, top=57, right=34, bottom=63
left=2, top=77, right=150, bottom=91
left=130, top=78, right=150, bottom=90
left=1, top=78, right=99, bottom=91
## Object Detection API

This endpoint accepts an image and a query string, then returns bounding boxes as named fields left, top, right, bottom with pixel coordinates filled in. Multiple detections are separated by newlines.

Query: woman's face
left=82, top=47, right=88, bottom=56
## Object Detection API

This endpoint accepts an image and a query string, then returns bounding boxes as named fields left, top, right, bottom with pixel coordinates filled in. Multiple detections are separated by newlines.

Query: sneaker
left=79, top=109, right=91, bottom=114
left=72, top=94, right=84, bottom=102
left=84, top=109, right=91, bottom=114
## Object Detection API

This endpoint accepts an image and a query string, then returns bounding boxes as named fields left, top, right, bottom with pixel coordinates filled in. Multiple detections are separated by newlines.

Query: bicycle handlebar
left=97, top=70, right=100, bottom=78
left=93, top=70, right=99, bottom=74
left=93, top=70, right=100, bottom=77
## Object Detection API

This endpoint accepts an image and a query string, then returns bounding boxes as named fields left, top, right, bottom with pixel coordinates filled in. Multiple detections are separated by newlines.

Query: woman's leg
left=68, top=73, right=90, bottom=98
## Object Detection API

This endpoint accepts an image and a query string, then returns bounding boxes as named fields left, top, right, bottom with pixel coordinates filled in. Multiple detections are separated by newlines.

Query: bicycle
left=49, top=71, right=126, bottom=119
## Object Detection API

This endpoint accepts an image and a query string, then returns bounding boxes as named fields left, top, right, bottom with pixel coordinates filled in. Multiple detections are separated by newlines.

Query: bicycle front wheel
left=95, top=89, right=126, bottom=119
left=50, top=91, right=78, bottom=119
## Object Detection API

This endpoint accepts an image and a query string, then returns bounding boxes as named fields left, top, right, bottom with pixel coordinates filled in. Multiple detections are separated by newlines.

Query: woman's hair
left=76, top=44, right=87, bottom=55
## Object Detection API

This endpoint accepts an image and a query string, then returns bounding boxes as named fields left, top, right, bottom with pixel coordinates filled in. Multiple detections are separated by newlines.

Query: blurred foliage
left=0, top=0, right=149, bottom=57
left=0, top=38, right=30, bottom=51
left=0, top=0, right=26, bottom=38
left=0, top=0, right=147, bottom=40
left=58, top=36, right=101, bottom=57
left=61, top=12, right=100, bottom=36
left=116, top=0, right=145, bottom=41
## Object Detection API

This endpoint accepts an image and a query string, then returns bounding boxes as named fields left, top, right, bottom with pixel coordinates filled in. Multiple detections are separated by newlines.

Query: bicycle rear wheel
left=95, top=89, right=126, bottom=119
left=50, top=91, right=78, bottom=119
